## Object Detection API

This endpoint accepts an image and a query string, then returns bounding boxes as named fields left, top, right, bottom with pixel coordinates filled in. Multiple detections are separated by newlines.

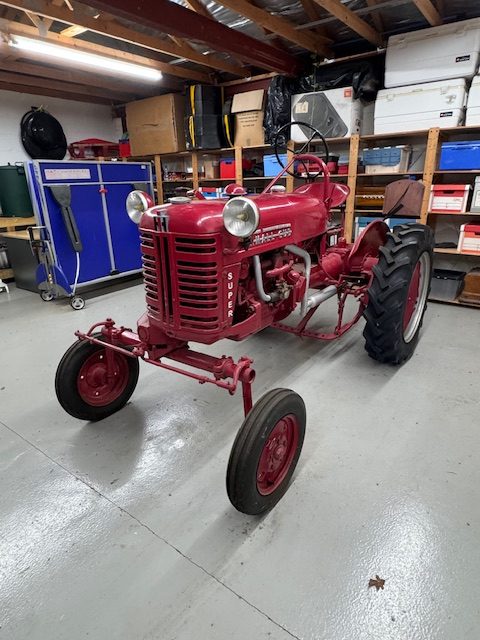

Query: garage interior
left=1, top=1, right=480, bottom=639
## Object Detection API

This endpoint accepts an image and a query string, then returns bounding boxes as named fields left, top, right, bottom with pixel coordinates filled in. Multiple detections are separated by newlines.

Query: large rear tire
left=55, top=336, right=139, bottom=421
left=227, top=389, right=306, bottom=515
left=363, top=223, right=434, bottom=365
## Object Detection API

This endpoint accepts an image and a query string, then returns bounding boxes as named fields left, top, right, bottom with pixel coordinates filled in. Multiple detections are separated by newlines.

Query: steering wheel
left=274, top=121, right=330, bottom=180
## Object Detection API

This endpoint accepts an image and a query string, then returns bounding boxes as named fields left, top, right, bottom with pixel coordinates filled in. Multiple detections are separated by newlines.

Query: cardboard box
left=126, top=94, right=185, bottom=156
left=232, top=90, right=265, bottom=147
left=203, top=158, right=220, bottom=179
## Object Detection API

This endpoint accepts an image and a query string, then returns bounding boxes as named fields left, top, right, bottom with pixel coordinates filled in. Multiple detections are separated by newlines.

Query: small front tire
left=227, top=388, right=306, bottom=515
left=55, top=336, right=139, bottom=421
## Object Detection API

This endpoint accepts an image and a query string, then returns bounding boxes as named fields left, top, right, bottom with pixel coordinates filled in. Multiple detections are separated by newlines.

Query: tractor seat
left=294, top=181, right=350, bottom=207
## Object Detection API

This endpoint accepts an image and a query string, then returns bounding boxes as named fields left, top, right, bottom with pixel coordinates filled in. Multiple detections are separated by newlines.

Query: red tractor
left=56, top=125, right=434, bottom=515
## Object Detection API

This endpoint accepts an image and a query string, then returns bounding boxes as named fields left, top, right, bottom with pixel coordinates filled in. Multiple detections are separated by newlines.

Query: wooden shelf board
left=162, top=179, right=193, bottom=183
left=360, top=129, right=430, bottom=141
left=434, top=248, right=480, bottom=256
left=428, top=211, right=480, bottom=216
left=0, top=216, right=36, bottom=232
left=434, top=170, right=480, bottom=174
left=357, top=171, right=424, bottom=177
left=0, top=268, right=13, bottom=280
left=429, top=296, right=480, bottom=309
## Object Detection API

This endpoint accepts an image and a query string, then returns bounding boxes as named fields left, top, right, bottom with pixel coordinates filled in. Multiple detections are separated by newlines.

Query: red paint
left=403, top=261, right=421, bottom=330
left=70, top=154, right=392, bottom=418
left=256, top=415, right=299, bottom=495
left=77, top=349, right=129, bottom=406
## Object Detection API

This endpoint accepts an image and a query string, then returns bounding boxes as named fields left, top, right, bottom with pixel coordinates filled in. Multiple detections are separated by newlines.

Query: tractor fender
left=347, top=219, right=389, bottom=273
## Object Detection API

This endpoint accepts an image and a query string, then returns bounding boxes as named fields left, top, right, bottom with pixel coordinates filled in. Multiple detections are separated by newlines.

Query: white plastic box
left=466, top=76, right=480, bottom=125
left=363, top=145, right=411, bottom=174
left=291, top=88, right=373, bottom=141
left=385, top=18, right=480, bottom=88
left=374, top=79, right=467, bottom=134
left=429, top=184, right=471, bottom=213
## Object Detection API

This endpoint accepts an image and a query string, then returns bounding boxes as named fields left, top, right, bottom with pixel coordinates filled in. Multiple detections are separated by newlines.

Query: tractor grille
left=140, top=231, right=221, bottom=332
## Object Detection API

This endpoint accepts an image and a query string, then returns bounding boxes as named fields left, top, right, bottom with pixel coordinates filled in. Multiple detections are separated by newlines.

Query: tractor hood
left=140, top=184, right=331, bottom=241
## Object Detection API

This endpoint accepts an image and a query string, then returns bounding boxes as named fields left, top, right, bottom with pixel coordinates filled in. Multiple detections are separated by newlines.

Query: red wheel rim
left=77, top=350, right=130, bottom=406
left=256, top=414, right=299, bottom=496
left=403, top=260, right=421, bottom=330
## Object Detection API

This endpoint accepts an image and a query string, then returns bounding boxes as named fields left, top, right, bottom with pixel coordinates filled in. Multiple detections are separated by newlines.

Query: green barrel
left=0, top=164, right=34, bottom=217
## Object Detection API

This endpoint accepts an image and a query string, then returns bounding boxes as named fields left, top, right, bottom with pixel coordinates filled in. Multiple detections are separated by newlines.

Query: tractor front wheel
left=55, top=336, right=139, bottom=421
left=227, top=389, right=306, bottom=515
left=363, top=223, right=434, bottom=364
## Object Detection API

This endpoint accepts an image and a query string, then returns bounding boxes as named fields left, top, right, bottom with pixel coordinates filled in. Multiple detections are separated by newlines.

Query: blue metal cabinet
left=26, top=160, right=153, bottom=290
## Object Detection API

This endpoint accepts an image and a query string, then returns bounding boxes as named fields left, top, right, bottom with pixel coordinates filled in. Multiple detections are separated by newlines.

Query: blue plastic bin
left=439, top=140, right=480, bottom=170
left=263, top=153, right=287, bottom=177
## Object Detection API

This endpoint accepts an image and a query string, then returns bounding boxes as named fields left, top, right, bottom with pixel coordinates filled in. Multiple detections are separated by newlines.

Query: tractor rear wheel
left=363, top=223, right=434, bottom=364
left=55, top=336, right=139, bottom=421
left=227, top=389, right=306, bottom=515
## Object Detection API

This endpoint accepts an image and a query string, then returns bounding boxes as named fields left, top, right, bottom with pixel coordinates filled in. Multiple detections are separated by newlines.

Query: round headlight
left=222, top=197, right=259, bottom=238
left=126, top=190, right=152, bottom=224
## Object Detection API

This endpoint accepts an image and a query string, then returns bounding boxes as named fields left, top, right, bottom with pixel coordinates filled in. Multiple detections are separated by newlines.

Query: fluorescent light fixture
left=10, top=35, right=162, bottom=82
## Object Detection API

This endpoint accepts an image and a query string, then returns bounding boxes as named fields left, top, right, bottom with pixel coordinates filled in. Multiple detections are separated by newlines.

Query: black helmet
left=20, top=107, right=67, bottom=160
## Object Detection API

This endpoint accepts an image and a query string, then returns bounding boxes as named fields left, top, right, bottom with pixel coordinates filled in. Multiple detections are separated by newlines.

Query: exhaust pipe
left=307, top=285, right=338, bottom=309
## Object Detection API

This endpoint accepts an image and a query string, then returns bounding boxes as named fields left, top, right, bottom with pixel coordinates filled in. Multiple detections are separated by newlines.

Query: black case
left=185, top=115, right=225, bottom=150
left=186, top=85, right=223, bottom=117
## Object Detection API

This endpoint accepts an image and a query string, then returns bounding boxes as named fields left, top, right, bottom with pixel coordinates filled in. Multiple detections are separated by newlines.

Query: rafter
left=72, top=0, right=303, bottom=74
left=0, top=0, right=248, bottom=77
left=214, top=0, right=331, bottom=55
left=311, top=0, right=383, bottom=46
left=0, top=79, right=117, bottom=103
left=411, top=0, right=442, bottom=26
left=184, top=0, right=211, bottom=19
left=0, top=69, right=134, bottom=101
left=0, top=18, right=213, bottom=83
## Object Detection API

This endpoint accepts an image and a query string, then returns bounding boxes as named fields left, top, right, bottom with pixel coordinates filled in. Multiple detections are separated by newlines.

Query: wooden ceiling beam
left=0, top=0, right=248, bottom=77
left=214, top=0, right=331, bottom=55
left=0, top=69, right=134, bottom=101
left=311, top=0, right=383, bottom=46
left=0, top=79, right=116, bottom=103
left=0, top=18, right=212, bottom=83
left=73, top=0, right=302, bottom=74
left=184, top=0, right=212, bottom=19
left=411, top=0, right=442, bottom=26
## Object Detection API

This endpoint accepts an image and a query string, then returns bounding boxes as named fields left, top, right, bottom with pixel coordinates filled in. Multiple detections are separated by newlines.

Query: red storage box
left=68, top=138, right=120, bottom=159
left=458, top=224, right=480, bottom=254
left=429, top=184, right=471, bottom=213
left=220, top=158, right=253, bottom=179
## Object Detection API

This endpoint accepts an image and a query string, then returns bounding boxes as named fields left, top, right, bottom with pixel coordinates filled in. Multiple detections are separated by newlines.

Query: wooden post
left=154, top=155, right=163, bottom=204
left=420, top=127, right=440, bottom=224
left=344, top=134, right=360, bottom=243
left=192, top=151, right=199, bottom=190
left=286, top=142, right=295, bottom=193
left=234, top=146, right=243, bottom=186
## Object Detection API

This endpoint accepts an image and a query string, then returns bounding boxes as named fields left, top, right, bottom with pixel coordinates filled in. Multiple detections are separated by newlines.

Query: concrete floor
left=1, top=282, right=479, bottom=640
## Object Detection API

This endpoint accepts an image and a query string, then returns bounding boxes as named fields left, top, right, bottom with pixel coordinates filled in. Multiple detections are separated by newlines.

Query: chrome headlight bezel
left=222, top=196, right=260, bottom=238
left=126, top=190, right=152, bottom=224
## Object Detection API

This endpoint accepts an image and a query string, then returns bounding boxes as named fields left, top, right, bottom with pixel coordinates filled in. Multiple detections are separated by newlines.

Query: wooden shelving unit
left=0, top=216, right=36, bottom=281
